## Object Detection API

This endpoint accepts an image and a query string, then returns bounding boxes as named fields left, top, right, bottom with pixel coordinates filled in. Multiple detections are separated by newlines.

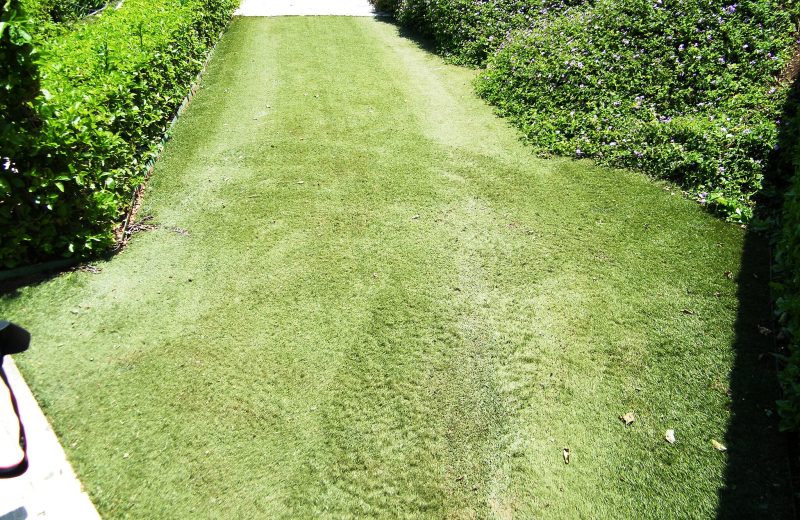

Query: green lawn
left=1, top=16, right=792, bottom=518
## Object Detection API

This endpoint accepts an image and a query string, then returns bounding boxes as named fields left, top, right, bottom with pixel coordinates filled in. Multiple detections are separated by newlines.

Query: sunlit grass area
left=0, top=17, right=791, bottom=518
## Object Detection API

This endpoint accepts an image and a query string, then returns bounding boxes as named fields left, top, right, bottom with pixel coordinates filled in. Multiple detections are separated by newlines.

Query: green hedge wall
left=381, top=0, right=800, bottom=222
left=0, top=0, right=39, bottom=169
left=0, top=0, right=236, bottom=268
left=395, top=0, right=580, bottom=65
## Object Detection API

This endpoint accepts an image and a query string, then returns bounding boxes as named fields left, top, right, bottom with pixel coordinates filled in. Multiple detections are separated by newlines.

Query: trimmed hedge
left=477, top=0, right=797, bottom=222
left=395, top=0, right=578, bottom=65
left=0, top=0, right=236, bottom=268
left=382, top=0, right=800, bottom=222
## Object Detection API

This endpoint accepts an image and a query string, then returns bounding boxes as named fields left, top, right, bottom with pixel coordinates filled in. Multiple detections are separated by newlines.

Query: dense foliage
left=394, top=0, right=579, bottom=64
left=0, top=0, right=236, bottom=268
left=382, top=0, right=800, bottom=222
left=20, top=0, right=106, bottom=23
left=0, top=0, right=39, bottom=196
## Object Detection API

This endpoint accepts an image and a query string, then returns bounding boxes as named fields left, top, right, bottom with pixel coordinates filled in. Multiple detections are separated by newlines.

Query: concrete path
left=0, top=357, right=100, bottom=520
left=235, top=0, right=376, bottom=16
left=0, top=359, right=100, bottom=520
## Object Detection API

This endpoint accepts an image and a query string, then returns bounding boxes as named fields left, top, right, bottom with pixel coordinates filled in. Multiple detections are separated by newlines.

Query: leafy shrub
left=383, top=0, right=800, bottom=221
left=0, top=0, right=39, bottom=171
left=0, top=0, right=236, bottom=267
left=370, top=0, right=400, bottom=14
left=475, top=0, right=796, bottom=221
left=395, top=0, right=582, bottom=64
left=1, top=0, right=42, bottom=263
left=20, top=0, right=106, bottom=23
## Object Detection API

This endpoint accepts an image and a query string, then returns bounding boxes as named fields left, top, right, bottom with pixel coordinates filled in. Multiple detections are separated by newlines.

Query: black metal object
left=0, top=321, right=29, bottom=478
left=0, top=321, right=30, bottom=356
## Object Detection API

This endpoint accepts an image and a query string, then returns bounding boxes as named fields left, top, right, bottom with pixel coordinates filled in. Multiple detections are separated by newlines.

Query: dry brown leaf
left=665, top=429, right=676, bottom=444
left=620, top=412, right=636, bottom=426
left=711, top=439, right=727, bottom=452
left=562, top=447, right=570, bottom=464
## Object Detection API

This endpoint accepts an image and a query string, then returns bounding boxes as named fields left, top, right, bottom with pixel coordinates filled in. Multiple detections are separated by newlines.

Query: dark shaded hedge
left=395, top=0, right=581, bottom=64
left=1, top=0, right=39, bottom=204
left=20, top=0, right=106, bottom=23
left=0, top=0, right=237, bottom=268
left=776, top=99, right=800, bottom=431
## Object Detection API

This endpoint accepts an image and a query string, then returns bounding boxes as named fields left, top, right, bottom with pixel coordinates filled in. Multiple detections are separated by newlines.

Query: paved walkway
left=0, top=359, right=100, bottom=520
left=235, top=0, right=376, bottom=16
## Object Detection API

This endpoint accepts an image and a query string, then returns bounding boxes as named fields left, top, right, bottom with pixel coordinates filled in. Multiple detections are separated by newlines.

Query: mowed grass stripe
left=0, top=16, right=791, bottom=519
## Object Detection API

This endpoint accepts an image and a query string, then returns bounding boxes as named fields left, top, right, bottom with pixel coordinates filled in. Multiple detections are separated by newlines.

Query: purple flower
left=725, top=4, right=736, bottom=13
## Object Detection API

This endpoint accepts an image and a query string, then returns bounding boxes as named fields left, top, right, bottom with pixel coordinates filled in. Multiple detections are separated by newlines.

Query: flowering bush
left=394, top=0, right=579, bottom=64
left=476, top=0, right=796, bottom=221
left=377, top=0, right=800, bottom=221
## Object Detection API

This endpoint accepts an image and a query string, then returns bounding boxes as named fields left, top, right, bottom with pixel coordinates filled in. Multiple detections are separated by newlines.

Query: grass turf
left=0, top=16, right=793, bottom=518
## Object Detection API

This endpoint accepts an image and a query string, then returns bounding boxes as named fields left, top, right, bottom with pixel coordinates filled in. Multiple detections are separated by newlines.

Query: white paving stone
left=235, top=0, right=377, bottom=17
left=0, top=358, right=101, bottom=520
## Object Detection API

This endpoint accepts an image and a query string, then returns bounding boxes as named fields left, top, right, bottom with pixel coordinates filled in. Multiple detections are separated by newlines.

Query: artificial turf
left=0, top=16, right=793, bottom=518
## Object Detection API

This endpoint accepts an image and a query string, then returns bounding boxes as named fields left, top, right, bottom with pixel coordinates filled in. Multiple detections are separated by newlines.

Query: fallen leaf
left=681, top=308, right=695, bottom=315
left=665, top=429, right=676, bottom=444
left=411, top=214, right=421, bottom=220
left=123, top=452, right=130, bottom=459
left=758, top=326, right=772, bottom=336
left=711, top=439, right=727, bottom=452
left=620, top=412, right=636, bottom=426
left=563, top=447, right=570, bottom=464
left=724, top=271, right=733, bottom=280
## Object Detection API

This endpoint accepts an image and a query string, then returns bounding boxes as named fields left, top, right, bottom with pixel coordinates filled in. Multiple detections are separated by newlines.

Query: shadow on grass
left=715, top=69, right=800, bottom=519
left=717, top=229, right=795, bottom=518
